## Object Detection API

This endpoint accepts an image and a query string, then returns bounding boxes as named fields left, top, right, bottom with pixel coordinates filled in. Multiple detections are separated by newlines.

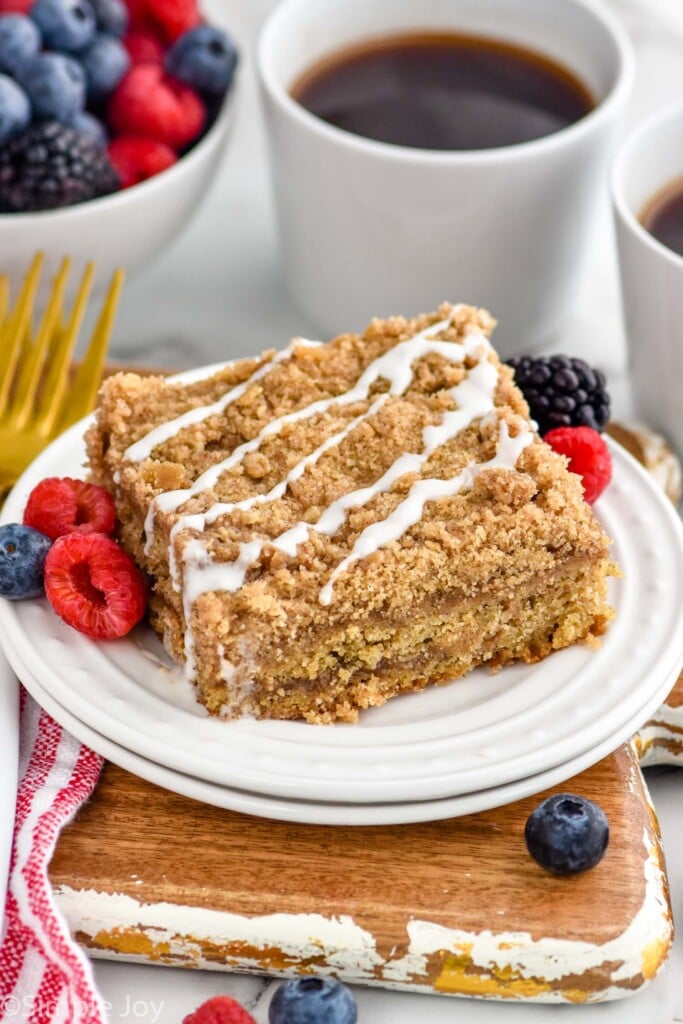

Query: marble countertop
left=91, top=0, right=683, bottom=1019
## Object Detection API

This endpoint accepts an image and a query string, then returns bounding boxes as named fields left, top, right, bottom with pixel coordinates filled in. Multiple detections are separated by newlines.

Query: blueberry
left=525, top=794, right=609, bottom=875
left=69, top=108, right=107, bottom=145
left=31, top=0, right=96, bottom=53
left=90, top=0, right=127, bottom=37
left=269, top=978, right=357, bottom=1024
left=0, top=14, right=40, bottom=76
left=164, top=25, right=238, bottom=96
left=79, top=32, right=129, bottom=101
left=0, top=524, right=52, bottom=600
left=0, top=73, right=30, bottom=144
left=19, top=53, right=86, bottom=122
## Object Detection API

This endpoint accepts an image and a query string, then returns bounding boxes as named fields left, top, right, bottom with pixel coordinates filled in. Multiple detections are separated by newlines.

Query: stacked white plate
left=1, top=420, right=682, bottom=825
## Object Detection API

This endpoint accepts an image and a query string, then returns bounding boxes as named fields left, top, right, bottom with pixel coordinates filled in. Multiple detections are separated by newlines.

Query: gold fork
left=0, top=254, right=124, bottom=501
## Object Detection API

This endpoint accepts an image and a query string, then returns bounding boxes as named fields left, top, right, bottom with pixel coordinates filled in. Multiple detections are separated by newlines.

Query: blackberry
left=506, top=354, right=610, bottom=435
left=0, top=121, right=119, bottom=212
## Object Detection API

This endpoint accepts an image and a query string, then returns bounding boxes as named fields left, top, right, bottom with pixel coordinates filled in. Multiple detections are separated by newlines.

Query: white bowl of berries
left=0, top=0, right=238, bottom=286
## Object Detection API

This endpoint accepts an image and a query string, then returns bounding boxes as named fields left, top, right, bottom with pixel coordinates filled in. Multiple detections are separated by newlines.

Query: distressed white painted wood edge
left=637, top=697, right=683, bottom=768
left=53, top=816, right=672, bottom=1004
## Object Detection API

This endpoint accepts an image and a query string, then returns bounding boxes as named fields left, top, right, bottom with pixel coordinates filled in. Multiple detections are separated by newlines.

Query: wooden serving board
left=48, top=674, right=681, bottom=1005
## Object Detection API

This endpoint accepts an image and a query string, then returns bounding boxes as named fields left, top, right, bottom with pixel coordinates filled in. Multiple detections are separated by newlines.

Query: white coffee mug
left=612, top=102, right=683, bottom=458
left=258, top=0, right=633, bottom=351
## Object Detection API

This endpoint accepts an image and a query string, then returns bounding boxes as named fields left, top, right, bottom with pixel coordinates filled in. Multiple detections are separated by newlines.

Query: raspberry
left=44, top=533, right=146, bottom=639
left=123, top=0, right=156, bottom=31
left=146, top=0, right=199, bottom=42
left=123, top=28, right=164, bottom=65
left=108, top=64, right=205, bottom=149
left=24, top=477, right=116, bottom=541
left=543, top=426, right=612, bottom=504
left=183, top=996, right=257, bottom=1024
left=0, top=0, right=35, bottom=12
left=108, top=134, right=176, bottom=187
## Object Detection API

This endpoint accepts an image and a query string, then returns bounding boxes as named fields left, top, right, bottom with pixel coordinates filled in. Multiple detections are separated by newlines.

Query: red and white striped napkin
left=0, top=689, right=106, bottom=1024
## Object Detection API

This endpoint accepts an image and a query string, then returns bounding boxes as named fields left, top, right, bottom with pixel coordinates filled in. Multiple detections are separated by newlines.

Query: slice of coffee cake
left=87, top=304, right=616, bottom=722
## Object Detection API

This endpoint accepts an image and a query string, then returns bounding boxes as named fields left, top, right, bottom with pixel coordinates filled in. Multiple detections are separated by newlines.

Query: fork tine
left=0, top=275, right=9, bottom=329
left=0, top=253, right=43, bottom=412
left=39, top=260, right=95, bottom=434
left=12, top=257, right=71, bottom=430
left=62, top=267, right=124, bottom=430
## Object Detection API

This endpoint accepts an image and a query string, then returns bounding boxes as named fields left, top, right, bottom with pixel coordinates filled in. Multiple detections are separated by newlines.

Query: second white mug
left=612, top=101, right=683, bottom=458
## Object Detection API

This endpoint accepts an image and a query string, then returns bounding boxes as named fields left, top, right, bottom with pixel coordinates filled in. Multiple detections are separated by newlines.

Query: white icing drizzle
left=147, top=314, right=475, bottom=537
left=170, top=393, right=390, bottom=542
left=169, top=359, right=237, bottom=387
left=183, top=538, right=263, bottom=610
left=180, top=350, right=499, bottom=607
left=178, top=537, right=263, bottom=680
left=126, top=338, right=322, bottom=465
left=141, top=313, right=470, bottom=556
left=319, top=419, right=532, bottom=604
left=139, top=341, right=320, bottom=554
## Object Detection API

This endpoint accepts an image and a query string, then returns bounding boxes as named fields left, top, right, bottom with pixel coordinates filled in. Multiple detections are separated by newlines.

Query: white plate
left=1, top=420, right=683, bottom=805
left=6, top=642, right=677, bottom=826
left=0, top=653, right=17, bottom=936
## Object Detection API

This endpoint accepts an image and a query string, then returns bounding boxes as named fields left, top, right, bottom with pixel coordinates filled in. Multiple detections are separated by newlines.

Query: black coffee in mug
left=290, top=32, right=595, bottom=151
left=640, top=177, right=683, bottom=258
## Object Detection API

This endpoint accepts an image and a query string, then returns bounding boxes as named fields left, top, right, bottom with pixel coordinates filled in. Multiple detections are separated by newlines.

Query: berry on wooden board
left=269, top=978, right=358, bottom=1024
left=24, top=477, right=117, bottom=540
left=183, top=995, right=257, bottom=1024
left=0, top=524, right=52, bottom=600
left=44, top=532, right=146, bottom=639
left=525, top=794, right=609, bottom=875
